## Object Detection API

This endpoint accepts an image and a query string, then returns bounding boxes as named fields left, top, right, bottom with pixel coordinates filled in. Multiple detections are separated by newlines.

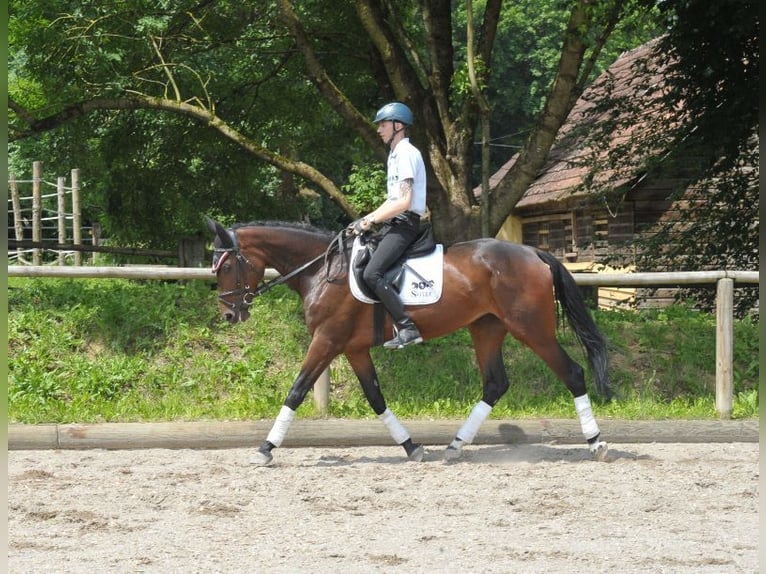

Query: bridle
left=211, top=246, right=258, bottom=314
left=211, top=228, right=350, bottom=314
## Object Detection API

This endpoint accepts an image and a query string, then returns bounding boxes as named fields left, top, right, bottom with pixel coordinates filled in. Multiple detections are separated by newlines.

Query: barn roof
left=489, top=37, right=670, bottom=210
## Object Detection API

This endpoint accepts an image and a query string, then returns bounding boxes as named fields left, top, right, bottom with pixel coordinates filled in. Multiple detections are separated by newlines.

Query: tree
left=9, top=1, right=366, bottom=244
left=9, top=0, right=657, bottom=244
left=636, top=0, right=759, bottom=315
left=571, top=0, right=758, bottom=315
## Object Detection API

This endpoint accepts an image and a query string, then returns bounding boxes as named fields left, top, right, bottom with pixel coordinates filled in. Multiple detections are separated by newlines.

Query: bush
left=7, top=278, right=758, bottom=423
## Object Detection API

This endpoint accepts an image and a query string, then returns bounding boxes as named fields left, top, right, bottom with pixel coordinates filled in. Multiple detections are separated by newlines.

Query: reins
left=325, top=228, right=354, bottom=284
left=252, top=249, right=328, bottom=297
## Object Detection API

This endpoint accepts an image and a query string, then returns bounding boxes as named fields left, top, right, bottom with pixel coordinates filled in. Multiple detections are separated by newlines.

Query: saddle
left=350, top=224, right=443, bottom=305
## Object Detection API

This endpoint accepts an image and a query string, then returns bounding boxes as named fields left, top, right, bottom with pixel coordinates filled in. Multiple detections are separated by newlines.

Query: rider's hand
left=349, top=217, right=374, bottom=235
left=347, top=218, right=364, bottom=235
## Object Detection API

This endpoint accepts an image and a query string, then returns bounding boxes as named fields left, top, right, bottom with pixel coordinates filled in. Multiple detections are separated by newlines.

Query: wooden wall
left=519, top=203, right=635, bottom=265
left=515, top=183, right=706, bottom=310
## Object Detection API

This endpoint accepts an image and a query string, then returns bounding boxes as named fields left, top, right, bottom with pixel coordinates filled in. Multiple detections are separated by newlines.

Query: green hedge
left=8, top=277, right=759, bottom=423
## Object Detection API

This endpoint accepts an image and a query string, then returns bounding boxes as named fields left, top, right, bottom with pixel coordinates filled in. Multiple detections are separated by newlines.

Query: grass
left=7, top=277, right=759, bottom=423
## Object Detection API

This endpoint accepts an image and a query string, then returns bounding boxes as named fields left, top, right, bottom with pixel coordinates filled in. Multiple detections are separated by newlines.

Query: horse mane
left=232, top=220, right=336, bottom=241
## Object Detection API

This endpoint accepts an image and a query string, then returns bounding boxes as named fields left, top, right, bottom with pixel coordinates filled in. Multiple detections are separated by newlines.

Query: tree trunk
left=488, top=0, right=594, bottom=237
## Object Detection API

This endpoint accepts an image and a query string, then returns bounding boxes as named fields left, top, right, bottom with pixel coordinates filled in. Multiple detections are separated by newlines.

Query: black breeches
left=362, top=222, right=419, bottom=292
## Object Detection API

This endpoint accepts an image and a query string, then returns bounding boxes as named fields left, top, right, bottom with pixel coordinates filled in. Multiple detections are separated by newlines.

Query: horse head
left=206, top=216, right=264, bottom=324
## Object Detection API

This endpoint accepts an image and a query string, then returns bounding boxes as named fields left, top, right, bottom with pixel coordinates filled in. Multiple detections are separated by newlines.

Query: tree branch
left=421, top=0, right=454, bottom=132
left=575, top=0, right=625, bottom=98
left=277, top=0, right=383, bottom=157
left=384, top=0, right=430, bottom=87
left=149, top=34, right=182, bottom=101
left=8, top=97, right=36, bottom=125
left=9, top=95, right=359, bottom=217
left=478, top=0, right=502, bottom=70
left=354, top=0, right=425, bottom=102
left=490, top=0, right=593, bottom=235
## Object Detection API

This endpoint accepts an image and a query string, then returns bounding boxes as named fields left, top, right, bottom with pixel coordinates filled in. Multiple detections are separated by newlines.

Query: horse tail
left=535, top=250, right=611, bottom=399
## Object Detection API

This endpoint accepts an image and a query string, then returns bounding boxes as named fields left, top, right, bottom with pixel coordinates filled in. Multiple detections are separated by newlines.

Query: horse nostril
left=224, top=311, right=236, bottom=324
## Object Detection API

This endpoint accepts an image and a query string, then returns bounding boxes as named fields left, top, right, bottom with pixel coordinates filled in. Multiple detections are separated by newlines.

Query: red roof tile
left=484, top=38, right=670, bottom=210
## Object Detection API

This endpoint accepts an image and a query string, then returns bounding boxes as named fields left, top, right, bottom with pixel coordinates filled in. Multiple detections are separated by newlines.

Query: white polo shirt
left=386, top=138, right=427, bottom=216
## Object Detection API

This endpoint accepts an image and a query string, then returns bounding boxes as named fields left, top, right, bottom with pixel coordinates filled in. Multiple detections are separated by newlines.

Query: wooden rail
left=9, top=265, right=757, bottom=284
left=8, top=419, right=759, bottom=450
left=8, top=266, right=759, bottom=418
left=8, top=240, right=177, bottom=259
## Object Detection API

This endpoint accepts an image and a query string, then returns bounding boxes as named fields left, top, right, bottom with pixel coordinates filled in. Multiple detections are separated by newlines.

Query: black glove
left=348, top=218, right=365, bottom=235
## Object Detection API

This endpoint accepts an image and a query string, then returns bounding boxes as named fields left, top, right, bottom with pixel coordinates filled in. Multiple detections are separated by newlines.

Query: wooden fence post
left=32, top=161, right=42, bottom=265
left=57, top=176, right=67, bottom=266
left=314, top=368, right=330, bottom=415
left=715, top=278, right=734, bottom=419
left=71, top=168, right=82, bottom=266
left=91, top=222, right=102, bottom=265
left=10, top=173, right=25, bottom=263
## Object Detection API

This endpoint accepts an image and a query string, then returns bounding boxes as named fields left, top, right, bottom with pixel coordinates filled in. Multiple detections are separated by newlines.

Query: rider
left=355, top=102, right=427, bottom=349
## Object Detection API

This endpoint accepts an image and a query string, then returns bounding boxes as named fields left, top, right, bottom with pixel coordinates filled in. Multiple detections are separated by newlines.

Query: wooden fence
left=8, top=162, right=207, bottom=267
left=8, top=162, right=88, bottom=266
left=7, top=265, right=759, bottom=419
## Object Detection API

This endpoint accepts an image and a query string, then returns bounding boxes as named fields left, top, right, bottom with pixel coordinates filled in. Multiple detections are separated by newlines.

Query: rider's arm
left=361, top=178, right=413, bottom=229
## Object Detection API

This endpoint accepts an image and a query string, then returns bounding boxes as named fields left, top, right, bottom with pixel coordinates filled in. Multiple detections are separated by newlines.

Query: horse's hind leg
left=346, top=349, right=424, bottom=462
left=445, top=316, right=510, bottom=461
left=522, top=329, right=608, bottom=461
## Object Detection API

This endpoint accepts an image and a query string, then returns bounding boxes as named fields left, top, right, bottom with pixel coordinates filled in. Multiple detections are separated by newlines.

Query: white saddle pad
left=349, top=238, right=444, bottom=305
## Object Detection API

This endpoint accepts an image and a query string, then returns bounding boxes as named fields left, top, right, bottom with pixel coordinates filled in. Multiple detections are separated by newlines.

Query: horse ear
left=204, top=216, right=234, bottom=248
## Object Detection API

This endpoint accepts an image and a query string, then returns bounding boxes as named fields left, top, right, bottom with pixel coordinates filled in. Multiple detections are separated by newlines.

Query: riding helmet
left=373, top=102, right=414, bottom=126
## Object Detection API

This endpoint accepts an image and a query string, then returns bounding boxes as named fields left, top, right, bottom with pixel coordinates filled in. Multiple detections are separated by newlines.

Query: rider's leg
left=374, top=283, right=422, bottom=348
left=362, top=223, right=422, bottom=349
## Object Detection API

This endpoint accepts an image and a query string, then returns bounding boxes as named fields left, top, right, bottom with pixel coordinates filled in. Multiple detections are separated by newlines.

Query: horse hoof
left=249, top=450, right=274, bottom=466
left=407, top=444, right=425, bottom=462
left=590, top=440, right=609, bottom=462
left=443, top=446, right=462, bottom=461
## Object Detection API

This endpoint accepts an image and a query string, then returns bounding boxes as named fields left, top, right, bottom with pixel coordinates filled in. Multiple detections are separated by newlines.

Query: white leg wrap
left=378, top=408, right=410, bottom=445
left=266, top=405, right=296, bottom=447
left=454, top=400, right=493, bottom=445
left=574, top=394, right=600, bottom=440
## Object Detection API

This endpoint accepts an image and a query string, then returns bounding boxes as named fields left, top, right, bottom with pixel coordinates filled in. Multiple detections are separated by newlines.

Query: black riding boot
left=375, top=283, right=423, bottom=349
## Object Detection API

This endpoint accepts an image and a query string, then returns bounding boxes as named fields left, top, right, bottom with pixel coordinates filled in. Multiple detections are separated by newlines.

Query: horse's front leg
left=346, top=349, right=424, bottom=462
left=250, top=339, right=337, bottom=466
left=445, top=317, right=509, bottom=461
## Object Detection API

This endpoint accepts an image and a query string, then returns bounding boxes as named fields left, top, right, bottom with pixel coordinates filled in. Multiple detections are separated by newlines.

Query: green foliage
left=9, top=0, right=376, bottom=244
left=574, top=0, right=758, bottom=316
left=651, top=0, right=758, bottom=163
left=9, top=0, right=664, bottom=246
left=342, top=164, right=387, bottom=214
left=452, top=0, right=662, bottom=172
left=452, top=57, right=490, bottom=98
left=8, top=278, right=758, bottom=423
left=634, top=138, right=759, bottom=317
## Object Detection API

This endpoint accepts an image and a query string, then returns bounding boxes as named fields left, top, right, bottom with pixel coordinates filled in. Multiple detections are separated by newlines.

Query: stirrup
left=383, top=325, right=423, bottom=349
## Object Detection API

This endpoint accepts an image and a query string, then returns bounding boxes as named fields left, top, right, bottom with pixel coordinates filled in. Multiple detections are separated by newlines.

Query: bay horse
left=206, top=218, right=611, bottom=465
